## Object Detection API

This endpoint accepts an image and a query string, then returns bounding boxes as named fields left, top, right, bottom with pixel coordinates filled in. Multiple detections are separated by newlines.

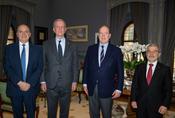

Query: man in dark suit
left=40, top=18, right=78, bottom=118
left=131, top=44, right=172, bottom=118
left=3, top=24, right=43, bottom=118
left=83, top=25, right=124, bottom=118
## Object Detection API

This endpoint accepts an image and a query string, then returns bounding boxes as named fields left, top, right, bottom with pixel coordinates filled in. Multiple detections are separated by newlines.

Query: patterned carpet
left=2, top=92, right=175, bottom=118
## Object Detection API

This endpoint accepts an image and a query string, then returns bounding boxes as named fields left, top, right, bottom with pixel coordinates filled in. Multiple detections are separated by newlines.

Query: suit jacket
left=131, top=62, right=172, bottom=110
left=40, top=38, right=78, bottom=90
left=83, top=43, right=124, bottom=98
left=4, top=41, right=43, bottom=97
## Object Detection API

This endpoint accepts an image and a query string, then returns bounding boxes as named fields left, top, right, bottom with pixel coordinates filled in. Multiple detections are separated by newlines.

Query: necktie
left=21, top=44, right=26, bottom=81
left=147, top=64, right=153, bottom=85
left=100, top=45, right=104, bottom=64
left=58, top=40, right=62, bottom=58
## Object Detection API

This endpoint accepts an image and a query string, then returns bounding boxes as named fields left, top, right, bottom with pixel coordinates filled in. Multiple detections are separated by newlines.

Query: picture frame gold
left=35, top=26, right=48, bottom=45
left=66, top=25, right=88, bottom=42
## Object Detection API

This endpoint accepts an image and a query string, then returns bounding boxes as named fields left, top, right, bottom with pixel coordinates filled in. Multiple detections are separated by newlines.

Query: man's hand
left=112, top=90, right=121, bottom=99
left=17, top=81, right=30, bottom=91
left=41, top=83, right=47, bottom=92
left=83, top=86, right=88, bottom=95
left=131, top=101, right=138, bottom=109
left=158, top=106, right=167, bottom=115
left=72, top=82, right=77, bottom=91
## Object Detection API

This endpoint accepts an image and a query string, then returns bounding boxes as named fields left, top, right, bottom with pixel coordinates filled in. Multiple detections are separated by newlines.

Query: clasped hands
left=17, top=81, right=30, bottom=91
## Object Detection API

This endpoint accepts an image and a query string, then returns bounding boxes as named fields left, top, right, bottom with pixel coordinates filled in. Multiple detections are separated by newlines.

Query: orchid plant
left=119, top=42, right=148, bottom=70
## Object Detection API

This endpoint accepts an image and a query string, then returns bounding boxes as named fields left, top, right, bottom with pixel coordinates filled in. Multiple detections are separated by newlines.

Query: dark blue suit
left=83, top=43, right=124, bottom=118
left=83, top=43, right=124, bottom=98
left=3, top=41, right=43, bottom=118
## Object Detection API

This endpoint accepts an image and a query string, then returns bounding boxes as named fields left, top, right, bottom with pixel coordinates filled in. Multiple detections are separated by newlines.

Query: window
left=123, top=23, right=138, bottom=61
left=6, top=26, right=15, bottom=45
left=123, top=23, right=137, bottom=46
left=173, top=50, right=175, bottom=81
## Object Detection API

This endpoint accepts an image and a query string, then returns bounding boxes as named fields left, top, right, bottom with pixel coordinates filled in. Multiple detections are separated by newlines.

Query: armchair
left=0, top=81, right=39, bottom=118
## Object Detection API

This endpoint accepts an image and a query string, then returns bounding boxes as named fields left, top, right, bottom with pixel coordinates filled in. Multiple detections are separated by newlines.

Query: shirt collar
left=99, top=42, right=108, bottom=48
left=147, top=60, right=158, bottom=67
left=19, top=41, right=29, bottom=47
left=56, top=37, right=65, bottom=42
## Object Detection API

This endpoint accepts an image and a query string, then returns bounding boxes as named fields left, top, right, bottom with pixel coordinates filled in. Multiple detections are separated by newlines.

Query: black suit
left=131, top=62, right=172, bottom=118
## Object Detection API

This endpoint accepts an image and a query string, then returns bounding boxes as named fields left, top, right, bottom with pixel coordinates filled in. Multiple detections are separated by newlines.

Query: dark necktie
left=58, top=40, right=62, bottom=58
left=147, top=64, right=153, bottom=85
left=21, top=44, right=26, bottom=81
left=100, top=45, right=104, bottom=64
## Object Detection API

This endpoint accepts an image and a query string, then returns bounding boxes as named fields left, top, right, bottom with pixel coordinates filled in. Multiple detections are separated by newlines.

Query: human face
left=98, top=26, right=111, bottom=44
left=146, top=45, right=160, bottom=63
left=16, top=25, right=31, bottom=43
left=53, top=20, right=66, bottom=38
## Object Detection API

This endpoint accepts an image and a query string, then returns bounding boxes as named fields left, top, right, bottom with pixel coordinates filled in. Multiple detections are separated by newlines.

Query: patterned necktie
left=100, top=45, right=104, bottom=64
left=147, top=64, right=153, bottom=85
left=21, top=44, right=26, bottom=81
left=58, top=40, right=62, bottom=58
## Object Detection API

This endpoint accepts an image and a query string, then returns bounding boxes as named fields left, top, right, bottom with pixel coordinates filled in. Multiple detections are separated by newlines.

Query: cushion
left=0, top=82, right=11, bottom=104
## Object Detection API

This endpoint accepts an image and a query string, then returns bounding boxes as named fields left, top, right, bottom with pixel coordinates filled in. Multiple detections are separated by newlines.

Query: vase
left=125, top=69, right=134, bottom=81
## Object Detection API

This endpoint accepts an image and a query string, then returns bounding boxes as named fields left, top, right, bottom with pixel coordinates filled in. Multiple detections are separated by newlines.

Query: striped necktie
left=100, top=45, right=104, bottom=64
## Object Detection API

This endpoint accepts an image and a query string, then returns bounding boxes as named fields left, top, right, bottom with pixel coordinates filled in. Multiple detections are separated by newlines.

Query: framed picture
left=35, top=26, right=48, bottom=45
left=66, top=25, right=88, bottom=42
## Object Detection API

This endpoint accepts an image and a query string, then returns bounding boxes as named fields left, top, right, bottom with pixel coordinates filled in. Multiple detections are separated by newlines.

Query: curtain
left=0, top=5, right=13, bottom=77
left=131, top=2, right=149, bottom=44
left=161, top=0, right=175, bottom=68
left=110, top=3, right=130, bottom=46
left=12, top=6, right=30, bottom=29
left=110, top=2, right=149, bottom=46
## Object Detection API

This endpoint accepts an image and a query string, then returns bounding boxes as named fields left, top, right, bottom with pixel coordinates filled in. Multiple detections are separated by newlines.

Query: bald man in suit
left=4, top=24, right=43, bottom=118
left=83, top=25, right=124, bottom=118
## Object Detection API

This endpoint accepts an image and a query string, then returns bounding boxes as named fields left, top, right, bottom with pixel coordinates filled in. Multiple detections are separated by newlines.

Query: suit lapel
left=51, top=39, right=59, bottom=59
left=14, top=42, right=23, bottom=79
left=64, top=39, right=70, bottom=58
left=94, top=45, right=99, bottom=68
left=142, top=63, right=148, bottom=86
left=26, top=43, right=32, bottom=78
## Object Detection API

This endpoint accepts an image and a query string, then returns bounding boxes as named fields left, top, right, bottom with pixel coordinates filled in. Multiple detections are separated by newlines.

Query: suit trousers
left=46, top=83, right=71, bottom=118
left=89, top=85, right=112, bottom=118
left=136, top=99, right=163, bottom=118
left=11, top=92, right=36, bottom=118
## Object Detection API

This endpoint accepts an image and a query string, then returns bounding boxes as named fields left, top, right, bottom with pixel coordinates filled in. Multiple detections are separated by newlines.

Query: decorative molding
left=110, top=0, right=165, bottom=9
left=0, top=0, right=37, bottom=13
left=0, top=0, right=37, bottom=42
